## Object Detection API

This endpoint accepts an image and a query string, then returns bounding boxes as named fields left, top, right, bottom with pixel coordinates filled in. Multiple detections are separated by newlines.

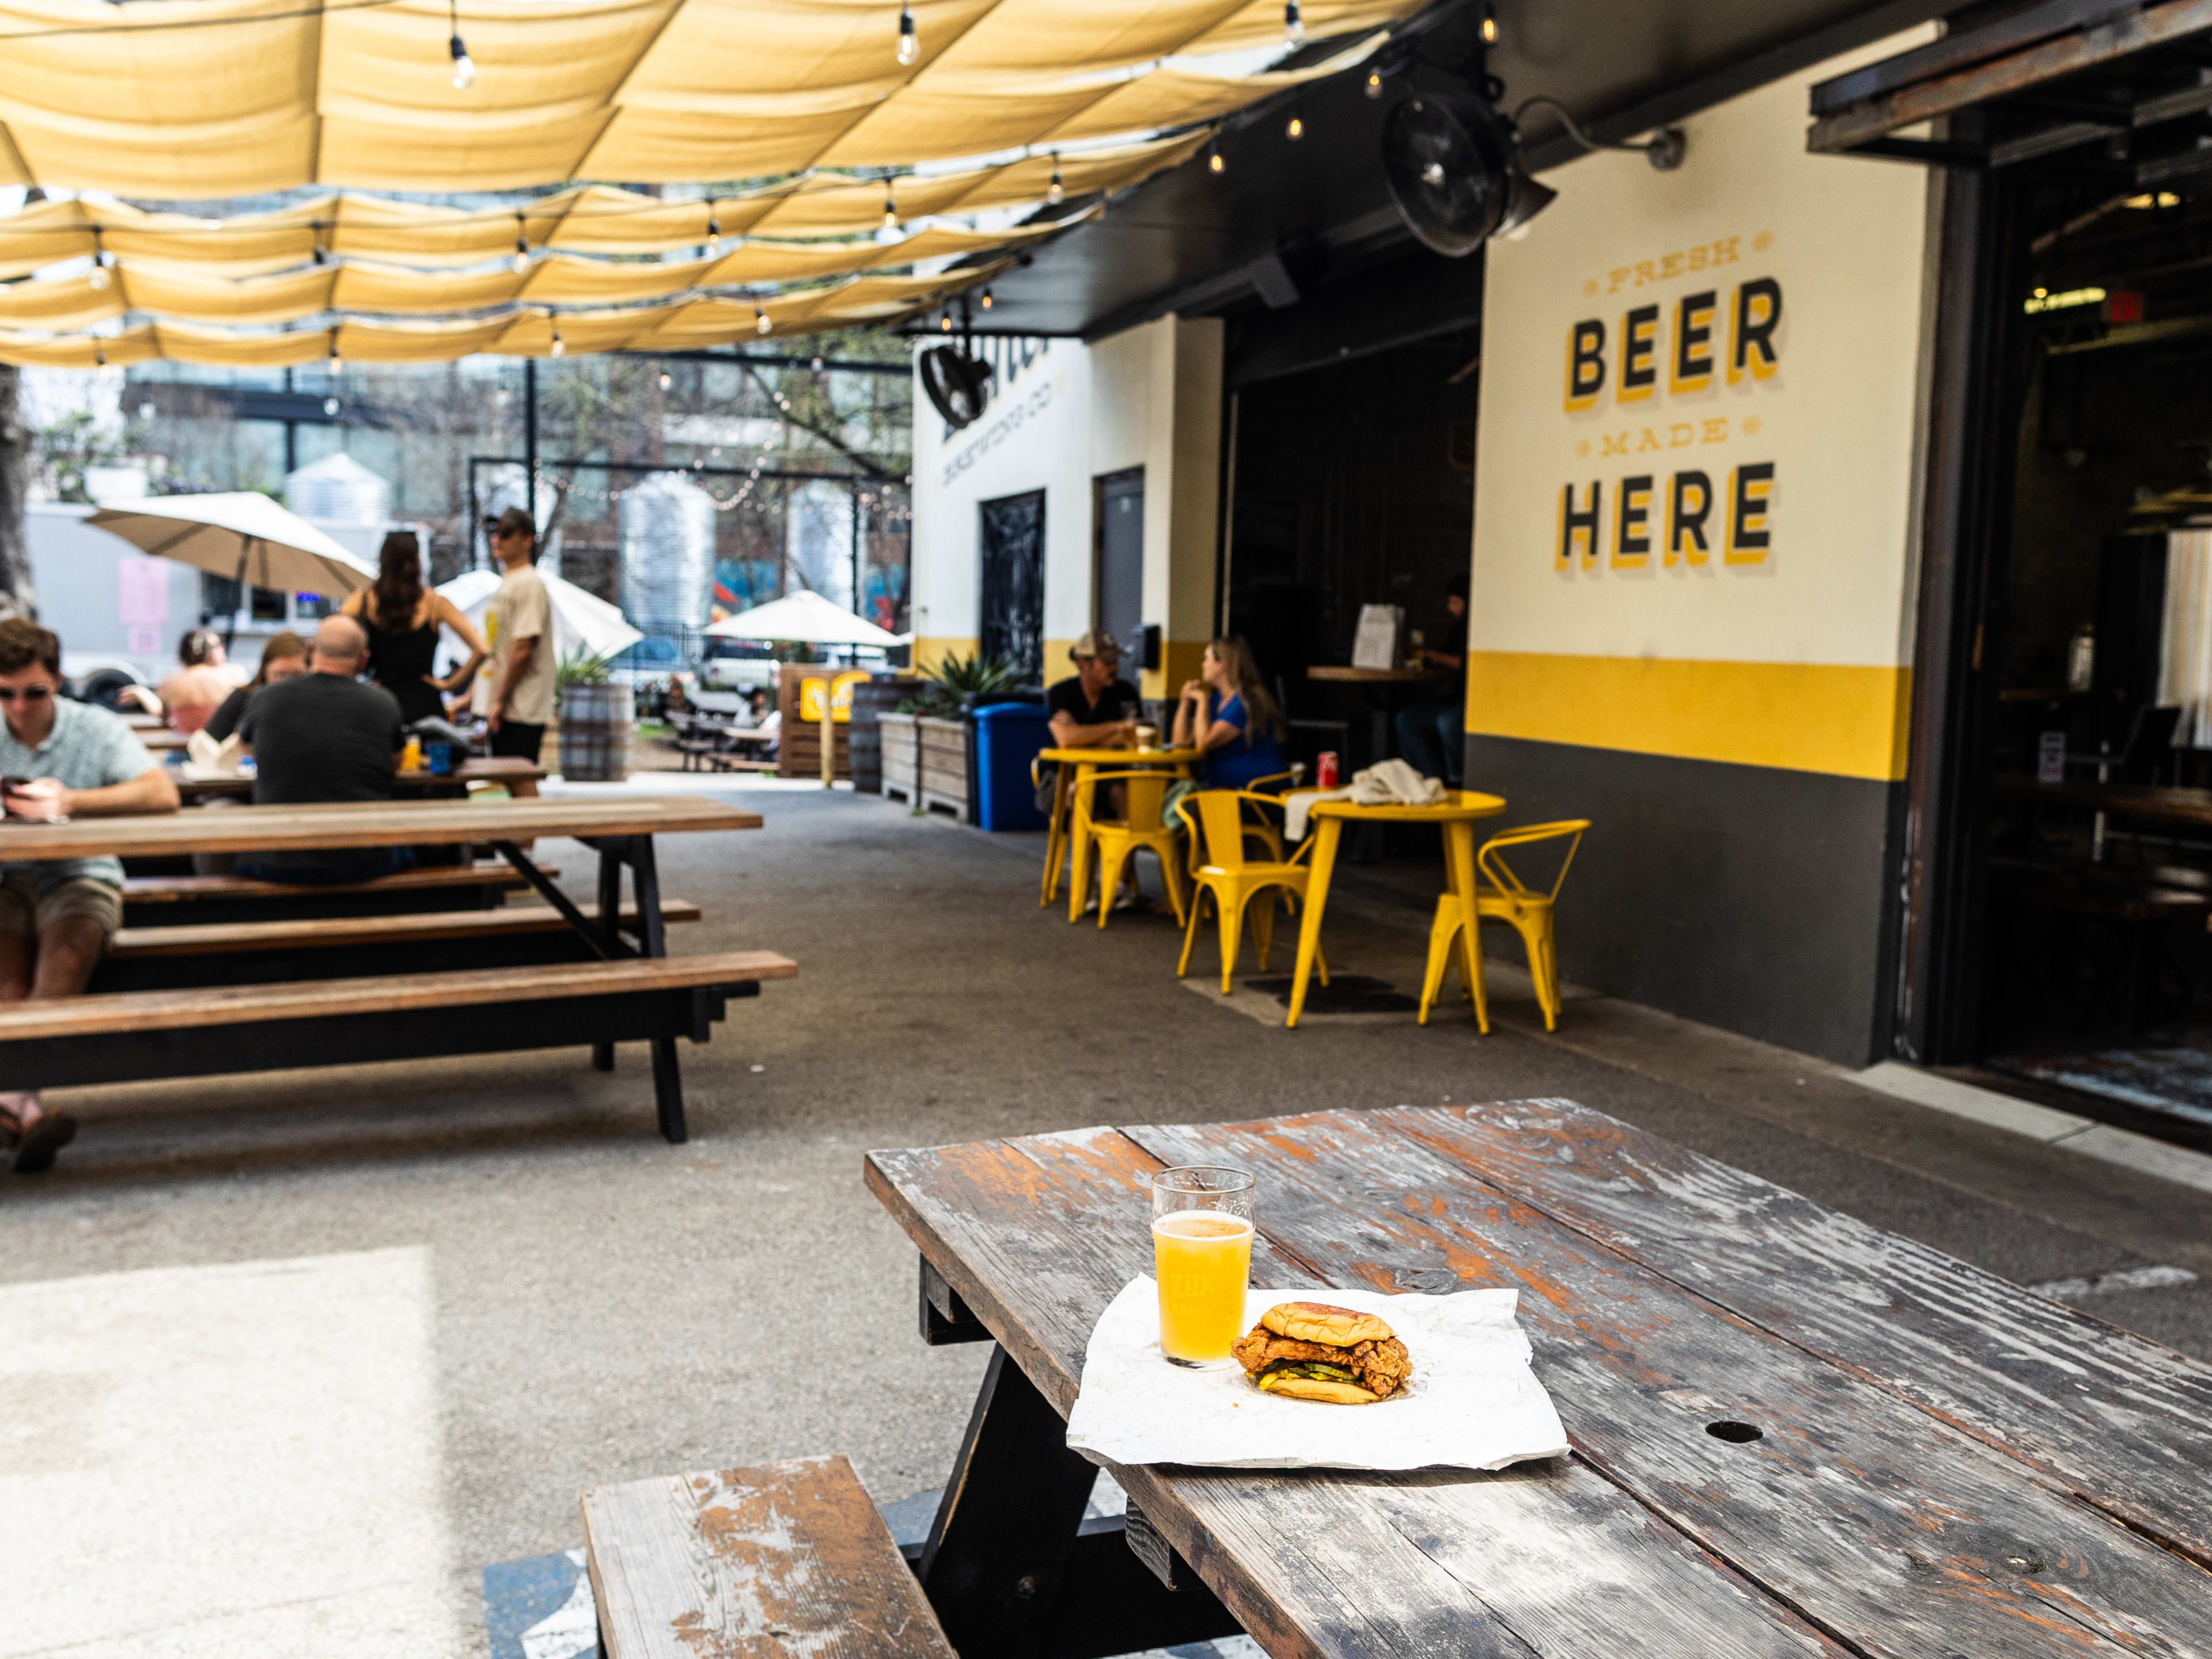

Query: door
left=979, top=489, right=1046, bottom=683
left=1094, top=468, right=1144, bottom=662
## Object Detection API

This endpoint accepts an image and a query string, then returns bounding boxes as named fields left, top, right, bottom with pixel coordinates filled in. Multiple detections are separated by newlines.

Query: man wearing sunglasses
left=482, top=506, right=553, bottom=764
left=0, top=618, right=180, bottom=1173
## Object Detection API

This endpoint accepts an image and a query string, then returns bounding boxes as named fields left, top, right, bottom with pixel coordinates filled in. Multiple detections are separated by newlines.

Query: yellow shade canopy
left=0, top=0, right=1408, bottom=195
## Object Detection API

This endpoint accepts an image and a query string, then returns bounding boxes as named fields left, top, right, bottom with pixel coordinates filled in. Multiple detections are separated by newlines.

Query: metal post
left=524, top=357, right=539, bottom=524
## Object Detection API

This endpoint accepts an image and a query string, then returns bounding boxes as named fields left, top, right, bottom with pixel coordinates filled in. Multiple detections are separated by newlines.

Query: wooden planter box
left=878, top=712, right=969, bottom=821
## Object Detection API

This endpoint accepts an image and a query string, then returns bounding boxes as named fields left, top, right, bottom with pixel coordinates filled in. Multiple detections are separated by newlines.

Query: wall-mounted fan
left=1381, top=92, right=1550, bottom=257
left=920, top=345, right=994, bottom=430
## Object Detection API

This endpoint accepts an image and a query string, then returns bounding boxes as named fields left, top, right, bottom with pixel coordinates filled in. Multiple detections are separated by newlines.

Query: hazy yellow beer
left=1149, top=1165, right=1256, bottom=1367
left=1153, top=1211, right=1255, bottom=1362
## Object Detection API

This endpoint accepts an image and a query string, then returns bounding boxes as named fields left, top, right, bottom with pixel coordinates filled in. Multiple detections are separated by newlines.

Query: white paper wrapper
left=1065, top=1278, right=1570, bottom=1471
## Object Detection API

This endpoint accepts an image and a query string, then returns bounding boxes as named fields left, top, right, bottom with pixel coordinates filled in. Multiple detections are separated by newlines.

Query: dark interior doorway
left=1094, top=468, right=1144, bottom=657
left=979, top=488, right=1045, bottom=684
left=1223, top=328, right=1480, bottom=776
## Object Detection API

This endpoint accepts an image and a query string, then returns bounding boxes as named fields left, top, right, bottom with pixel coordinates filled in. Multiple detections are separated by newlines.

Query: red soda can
left=1316, top=752, right=1339, bottom=790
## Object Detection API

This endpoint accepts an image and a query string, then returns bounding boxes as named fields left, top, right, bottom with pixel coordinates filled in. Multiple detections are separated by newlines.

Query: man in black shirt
left=1045, top=631, right=1146, bottom=911
left=1396, top=572, right=1469, bottom=785
left=235, top=615, right=412, bottom=884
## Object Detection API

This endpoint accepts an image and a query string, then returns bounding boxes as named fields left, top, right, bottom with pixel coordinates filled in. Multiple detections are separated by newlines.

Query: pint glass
left=1150, top=1166, right=1255, bottom=1367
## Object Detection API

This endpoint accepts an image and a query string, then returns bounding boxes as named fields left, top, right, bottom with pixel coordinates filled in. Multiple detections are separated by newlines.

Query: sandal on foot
left=11, top=1113, right=75, bottom=1175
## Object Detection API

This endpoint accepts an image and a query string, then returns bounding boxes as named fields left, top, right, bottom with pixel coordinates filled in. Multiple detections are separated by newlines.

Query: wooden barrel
left=557, top=682, right=634, bottom=782
left=849, top=676, right=923, bottom=795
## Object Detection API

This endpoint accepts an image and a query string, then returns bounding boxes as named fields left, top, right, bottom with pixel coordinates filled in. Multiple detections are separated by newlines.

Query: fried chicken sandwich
left=1230, top=1301, right=1412, bottom=1404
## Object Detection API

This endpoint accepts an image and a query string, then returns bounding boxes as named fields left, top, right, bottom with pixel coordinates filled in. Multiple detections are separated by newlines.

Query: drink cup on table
left=1133, top=724, right=1159, bottom=751
left=1151, top=1165, right=1255, bottom=1368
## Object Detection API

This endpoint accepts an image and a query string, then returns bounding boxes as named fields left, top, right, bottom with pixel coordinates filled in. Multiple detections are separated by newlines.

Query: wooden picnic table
left=866, top=1101, right=2212, bottom=1659
left=1281, top=789, right=1505, bottom=1028
left=175, top=756, right=544, bottom=802
left=1039, top=744, right=1200, bottom=916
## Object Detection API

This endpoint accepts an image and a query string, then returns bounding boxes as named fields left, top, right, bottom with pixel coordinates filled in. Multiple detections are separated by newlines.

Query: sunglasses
left=0, top=686, right=54, bottom=703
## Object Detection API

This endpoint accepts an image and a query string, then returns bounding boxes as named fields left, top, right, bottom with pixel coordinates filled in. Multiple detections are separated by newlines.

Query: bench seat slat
left=109, top=899, right=701, bottom=959
left=124, top=863, right=543, bottom=903
left=583, top=1454, right=957, bottom=1659
left=0, top=950, right=796, bottom=1041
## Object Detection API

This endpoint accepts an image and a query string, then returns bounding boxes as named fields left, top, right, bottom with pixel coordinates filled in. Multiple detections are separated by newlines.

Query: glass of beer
left=1150, top=1166, right=1255, bottom=1368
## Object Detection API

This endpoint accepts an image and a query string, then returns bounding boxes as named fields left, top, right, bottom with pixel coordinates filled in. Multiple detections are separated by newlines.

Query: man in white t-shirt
left=483, top=506, right=555, bottom=763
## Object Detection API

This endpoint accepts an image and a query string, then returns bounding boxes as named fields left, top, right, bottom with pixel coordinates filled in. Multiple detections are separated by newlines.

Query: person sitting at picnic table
left=341, top=530, right=488, bottom=729
left=202, top=630, right=309, bottom=745
left=234, top=616, right=412, bottom=886
left=1394, top=571, right=1468, bottom=786
left=155, top=628, right=247, bottom=733
left=1173, top=636, right=1287, bottom=791
left=0, top=618, right=182, bottom=1174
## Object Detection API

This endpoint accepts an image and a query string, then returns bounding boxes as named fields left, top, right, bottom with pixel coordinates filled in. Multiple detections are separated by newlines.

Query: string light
left=512, top=214, right=529, bottom=274
left=896, top=0, right=916, bottom=65
left=550, top=321, right=565, bottom=357
left=940, top=310, right=953, bottom=332
left=882, top=181, right=898, bottom=229
left=1286, top=101, right=1304, bottom=140
left=1208, top=141, right=1225, bottom=174
left=1285, top=0, right=1302, bottom=44
left=448, top=0, right=475, bottom=88
left=1046, top=155, right=1064, bottom=206
left=328, top=336, right=343, bottom=374
left=1480, top=2, right=1498, bottom=44
left=980, top=287, right=994, bottom=310
left=88, top=231, right=108, bottom=290
left=756, top=306, right=772, bottom=335
left=659, top=370, right=672, bottom=390
left=811, top=355, right=824, bottom=370
left=1365, top=67, right=1383, bottom=97
left=706, top=207, right=721, bottom=251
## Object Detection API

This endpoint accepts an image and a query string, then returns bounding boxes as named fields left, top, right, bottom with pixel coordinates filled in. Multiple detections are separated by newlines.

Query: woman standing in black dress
left=342, top=531, right=488, bottom=726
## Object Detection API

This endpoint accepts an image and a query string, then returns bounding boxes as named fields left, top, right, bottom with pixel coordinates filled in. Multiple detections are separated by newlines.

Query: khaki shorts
left=0, top=872, right=124, bottom=952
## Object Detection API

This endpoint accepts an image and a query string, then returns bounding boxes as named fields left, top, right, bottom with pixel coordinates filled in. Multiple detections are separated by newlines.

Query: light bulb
left=882, top=185, right=897, bottom=229
left=512, top=234, right=529, bottom=275
left=1365, top=68, right=1382, bottom=98
left=329, top=347, right=343, bottom=374
left=450, top=35, right=476, bottom=89
left=1209, top=143, right=1224, bottom=174
left=980, top=287, right=993, bottom=310
left=1285, top=0, right=1302, bottom=44
left=659, top=371, right=672, bottom=390
left=940, top=312, right=952, bottom=332
left=1047, top=158, right=1064, bottom=206
left=756, top=309, right=772, bottom=335
left=88, top=257, right=109, bottom=291
left=706, top=210, right=721, bottom=251
left=811, top=355, right=823, bottom=370
left=1480, top=2, right=1498, bottom=44
left=897, top=1, right=916, bottom=65
left=550, top=328, right=565, bottom=357
left=1287, top=109, right=1304, bottom=140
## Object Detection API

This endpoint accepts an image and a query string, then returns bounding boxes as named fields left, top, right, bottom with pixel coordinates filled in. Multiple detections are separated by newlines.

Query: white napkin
left=181, top=730, right=245, bottom=779
left=1282, top=760, right=1446, bottom=842
left=1065, top=1278, right=1569, bottom=1472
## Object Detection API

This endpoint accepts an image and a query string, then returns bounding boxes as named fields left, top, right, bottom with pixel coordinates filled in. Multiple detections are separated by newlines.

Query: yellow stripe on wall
left=1466, top=651, right=1912, bottom=781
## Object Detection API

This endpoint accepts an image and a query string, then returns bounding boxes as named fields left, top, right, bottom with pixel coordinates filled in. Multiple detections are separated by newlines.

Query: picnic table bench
left=862, top=1100, right=2212, bottom=1658
left=1, top=796, right=779, bottom=1141
left=122, top=860, right=543, bottom=926
left=671, top=710, right=777, bottom=774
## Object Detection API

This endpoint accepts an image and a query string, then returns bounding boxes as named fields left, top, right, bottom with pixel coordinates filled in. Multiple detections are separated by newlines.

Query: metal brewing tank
left=618, top=471, right=715, bottom=634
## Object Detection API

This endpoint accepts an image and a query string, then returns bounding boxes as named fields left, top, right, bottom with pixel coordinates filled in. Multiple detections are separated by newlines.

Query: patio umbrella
left=437, top=567, right=644, bottom=666
left=703, top=588, right=903, bottom=649
left=706, top=589, right=900, bottom=786
left=86, top=492, right=377, bottom=598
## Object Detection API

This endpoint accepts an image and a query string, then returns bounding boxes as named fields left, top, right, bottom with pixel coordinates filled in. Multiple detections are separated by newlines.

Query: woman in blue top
left=1172, top=636, right=1287, bottom=791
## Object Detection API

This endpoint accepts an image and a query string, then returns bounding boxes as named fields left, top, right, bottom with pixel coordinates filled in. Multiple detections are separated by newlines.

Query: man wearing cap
left=483, top=506, right=555, bottom=763
left=1046, top=632, right=1144, bottom=911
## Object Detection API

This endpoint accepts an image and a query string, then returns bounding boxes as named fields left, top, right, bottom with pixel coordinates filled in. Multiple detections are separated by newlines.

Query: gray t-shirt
left=0, top=697, right=156, bottom=889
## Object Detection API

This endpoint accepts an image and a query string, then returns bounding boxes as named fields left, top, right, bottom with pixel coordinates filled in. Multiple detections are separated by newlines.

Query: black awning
left=1810, top=0, right=2212, bottom=187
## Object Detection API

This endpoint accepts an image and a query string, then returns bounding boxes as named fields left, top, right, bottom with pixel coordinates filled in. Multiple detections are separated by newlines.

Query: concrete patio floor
left=4, top=783, right=2209, bottom=1658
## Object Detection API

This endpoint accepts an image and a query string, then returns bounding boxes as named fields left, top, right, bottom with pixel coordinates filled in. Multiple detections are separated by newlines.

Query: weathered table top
left=866, top=1101, right=2212, bottom=1658
left=0, top=794, right=760, bottom=859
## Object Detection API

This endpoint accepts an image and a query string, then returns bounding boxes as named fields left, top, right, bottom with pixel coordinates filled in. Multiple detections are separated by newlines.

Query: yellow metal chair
left=1035, top=754, right=1073, bottom=907
left=1419, top=820, right=1589, bottom=1031
left=1078, top=770, right=1189, bottom=928
left=1174, top=791, right=1328, bottom=993
left=1237, top=763, right=1306, bottom=863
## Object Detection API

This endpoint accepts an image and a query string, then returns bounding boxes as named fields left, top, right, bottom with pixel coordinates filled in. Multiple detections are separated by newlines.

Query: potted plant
left=880, top=652, right=1019, bottom=819
left=556, top=650, right=632, bottom=782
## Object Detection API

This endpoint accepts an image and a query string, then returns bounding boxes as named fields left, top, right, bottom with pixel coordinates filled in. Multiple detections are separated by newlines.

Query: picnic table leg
left=921, top=1345, right=1098, bottom=1659
left=592, top=845, right=623, bottom=1071
left=1286, top=817, right=1342, bottom=1029
left=628, top=835, right=685, bottom=1143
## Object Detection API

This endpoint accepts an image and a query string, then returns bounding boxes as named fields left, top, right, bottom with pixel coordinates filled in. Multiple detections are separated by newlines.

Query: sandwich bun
left=1258, top=1301, right=1394, bottom=1348
left=1255, top=1370, right=1386, bottom=1406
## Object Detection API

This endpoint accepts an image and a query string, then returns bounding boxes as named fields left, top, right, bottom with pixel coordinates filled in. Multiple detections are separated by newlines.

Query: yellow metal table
left=1037, top=744, right=1199, bottom=918
left=1285, top=789, right=1507, bottom=1028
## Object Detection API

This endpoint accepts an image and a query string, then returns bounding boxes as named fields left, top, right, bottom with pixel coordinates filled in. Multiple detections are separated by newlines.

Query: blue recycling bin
left=972, top=702, right=1054, bottom=831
